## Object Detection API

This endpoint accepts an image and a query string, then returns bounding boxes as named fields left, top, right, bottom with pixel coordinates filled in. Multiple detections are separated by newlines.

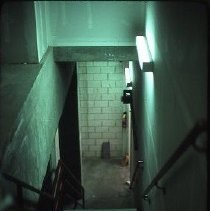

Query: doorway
left=77, top=61, right=134, bottom=209
left=59, top=68, right=81, bottom=182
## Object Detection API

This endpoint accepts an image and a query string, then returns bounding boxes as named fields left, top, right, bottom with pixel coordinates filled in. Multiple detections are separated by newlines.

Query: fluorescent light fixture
left=136, top=36, right=153, bottom=72
left=125, top=67, right=132, bottom=85
left=129, top=61, right=134, bottom=82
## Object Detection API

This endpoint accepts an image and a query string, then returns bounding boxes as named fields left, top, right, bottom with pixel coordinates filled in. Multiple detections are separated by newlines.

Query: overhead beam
left=53, top=46, right=138, bottom=62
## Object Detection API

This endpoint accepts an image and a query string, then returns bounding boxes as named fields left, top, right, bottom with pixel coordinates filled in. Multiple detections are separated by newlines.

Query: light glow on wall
left=143, top=71, right=157, bottom=178
left=34, top=1, right=49, bottom=62
left=144, top=72, right=154, bottom=111
left=145, top=3, right=156, bottom=61
left=143, top=72, right=155, bottom=129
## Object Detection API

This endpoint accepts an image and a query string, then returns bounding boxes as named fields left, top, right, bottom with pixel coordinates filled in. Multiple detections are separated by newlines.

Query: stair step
left=65, top=209, right=137, bottom=211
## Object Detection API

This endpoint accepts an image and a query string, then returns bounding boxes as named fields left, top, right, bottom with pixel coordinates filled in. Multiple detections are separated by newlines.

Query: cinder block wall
left=77, top=61, right=125, bottom=158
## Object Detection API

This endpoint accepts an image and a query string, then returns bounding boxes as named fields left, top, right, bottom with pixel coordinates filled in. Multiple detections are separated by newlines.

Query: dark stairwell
left=0, top=1, right=209, bottom=211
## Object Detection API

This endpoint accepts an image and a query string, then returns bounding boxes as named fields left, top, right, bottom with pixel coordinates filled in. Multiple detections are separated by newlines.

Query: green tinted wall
left=47, top=1, right=145, bottom=46
left=132, top=2, right=207, bottom=211
left=1, top=49, right=73, bottom=200
left=0, top=2, right=38, bottom=63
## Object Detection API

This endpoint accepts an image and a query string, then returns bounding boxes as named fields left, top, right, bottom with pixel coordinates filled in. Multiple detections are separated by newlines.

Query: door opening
left=77, top=61, right=135, bottom=209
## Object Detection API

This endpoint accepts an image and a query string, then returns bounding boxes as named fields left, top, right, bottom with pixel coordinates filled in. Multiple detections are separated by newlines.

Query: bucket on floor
left=101, top=142, right=110, bottom=159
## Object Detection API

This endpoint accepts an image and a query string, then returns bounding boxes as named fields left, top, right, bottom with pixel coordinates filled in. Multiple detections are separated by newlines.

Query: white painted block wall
left=77, top=61, right=126, bottom=158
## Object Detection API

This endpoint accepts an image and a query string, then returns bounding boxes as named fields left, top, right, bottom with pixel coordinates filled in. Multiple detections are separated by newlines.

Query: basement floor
left=81, top=158, right=135, bottom=209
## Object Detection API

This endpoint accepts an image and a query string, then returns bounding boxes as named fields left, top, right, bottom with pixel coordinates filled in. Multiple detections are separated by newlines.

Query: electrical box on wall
left=121, top=89, right=132, bottom=104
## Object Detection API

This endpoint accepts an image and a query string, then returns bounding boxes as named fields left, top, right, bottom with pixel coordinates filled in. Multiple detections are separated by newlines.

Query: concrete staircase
left=65, top=209, right=137, bottom=211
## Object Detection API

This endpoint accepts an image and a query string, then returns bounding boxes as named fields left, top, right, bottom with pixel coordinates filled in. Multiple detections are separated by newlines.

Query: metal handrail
left=59, top=160, right=84, bottom=196
left=2, top=172, right=53, bottom=209
left=52, top=159, right=85, bottom=210
left=2, top=159, right=85, bottom=210
left=129, top=160, right=144, bottom=189
left=2, top=173, right=53, bottom=200
left=142, top=120, right=207, bottom=198
left=59, top=160, right=85, bottom=208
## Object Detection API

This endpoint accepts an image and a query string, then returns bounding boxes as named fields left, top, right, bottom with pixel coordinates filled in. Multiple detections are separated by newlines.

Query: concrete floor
left=81, top=158, right=135, bottom=209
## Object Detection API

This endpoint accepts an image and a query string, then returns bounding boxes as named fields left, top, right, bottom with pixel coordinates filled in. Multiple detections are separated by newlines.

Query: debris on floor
left=121, top=153, right=129, bottom=166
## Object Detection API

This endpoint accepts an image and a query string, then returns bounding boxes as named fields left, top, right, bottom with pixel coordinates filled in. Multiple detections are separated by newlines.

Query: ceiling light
left=136, top=36, right=153, bottom=72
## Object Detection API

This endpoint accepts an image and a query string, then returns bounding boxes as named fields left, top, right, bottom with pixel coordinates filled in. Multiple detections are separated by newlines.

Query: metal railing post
left=130, top=160, right=144, bottom=189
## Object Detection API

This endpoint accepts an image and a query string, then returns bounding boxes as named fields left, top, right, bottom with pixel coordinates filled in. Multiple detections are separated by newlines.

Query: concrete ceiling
left=46, top=1, right=145, bottom=46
